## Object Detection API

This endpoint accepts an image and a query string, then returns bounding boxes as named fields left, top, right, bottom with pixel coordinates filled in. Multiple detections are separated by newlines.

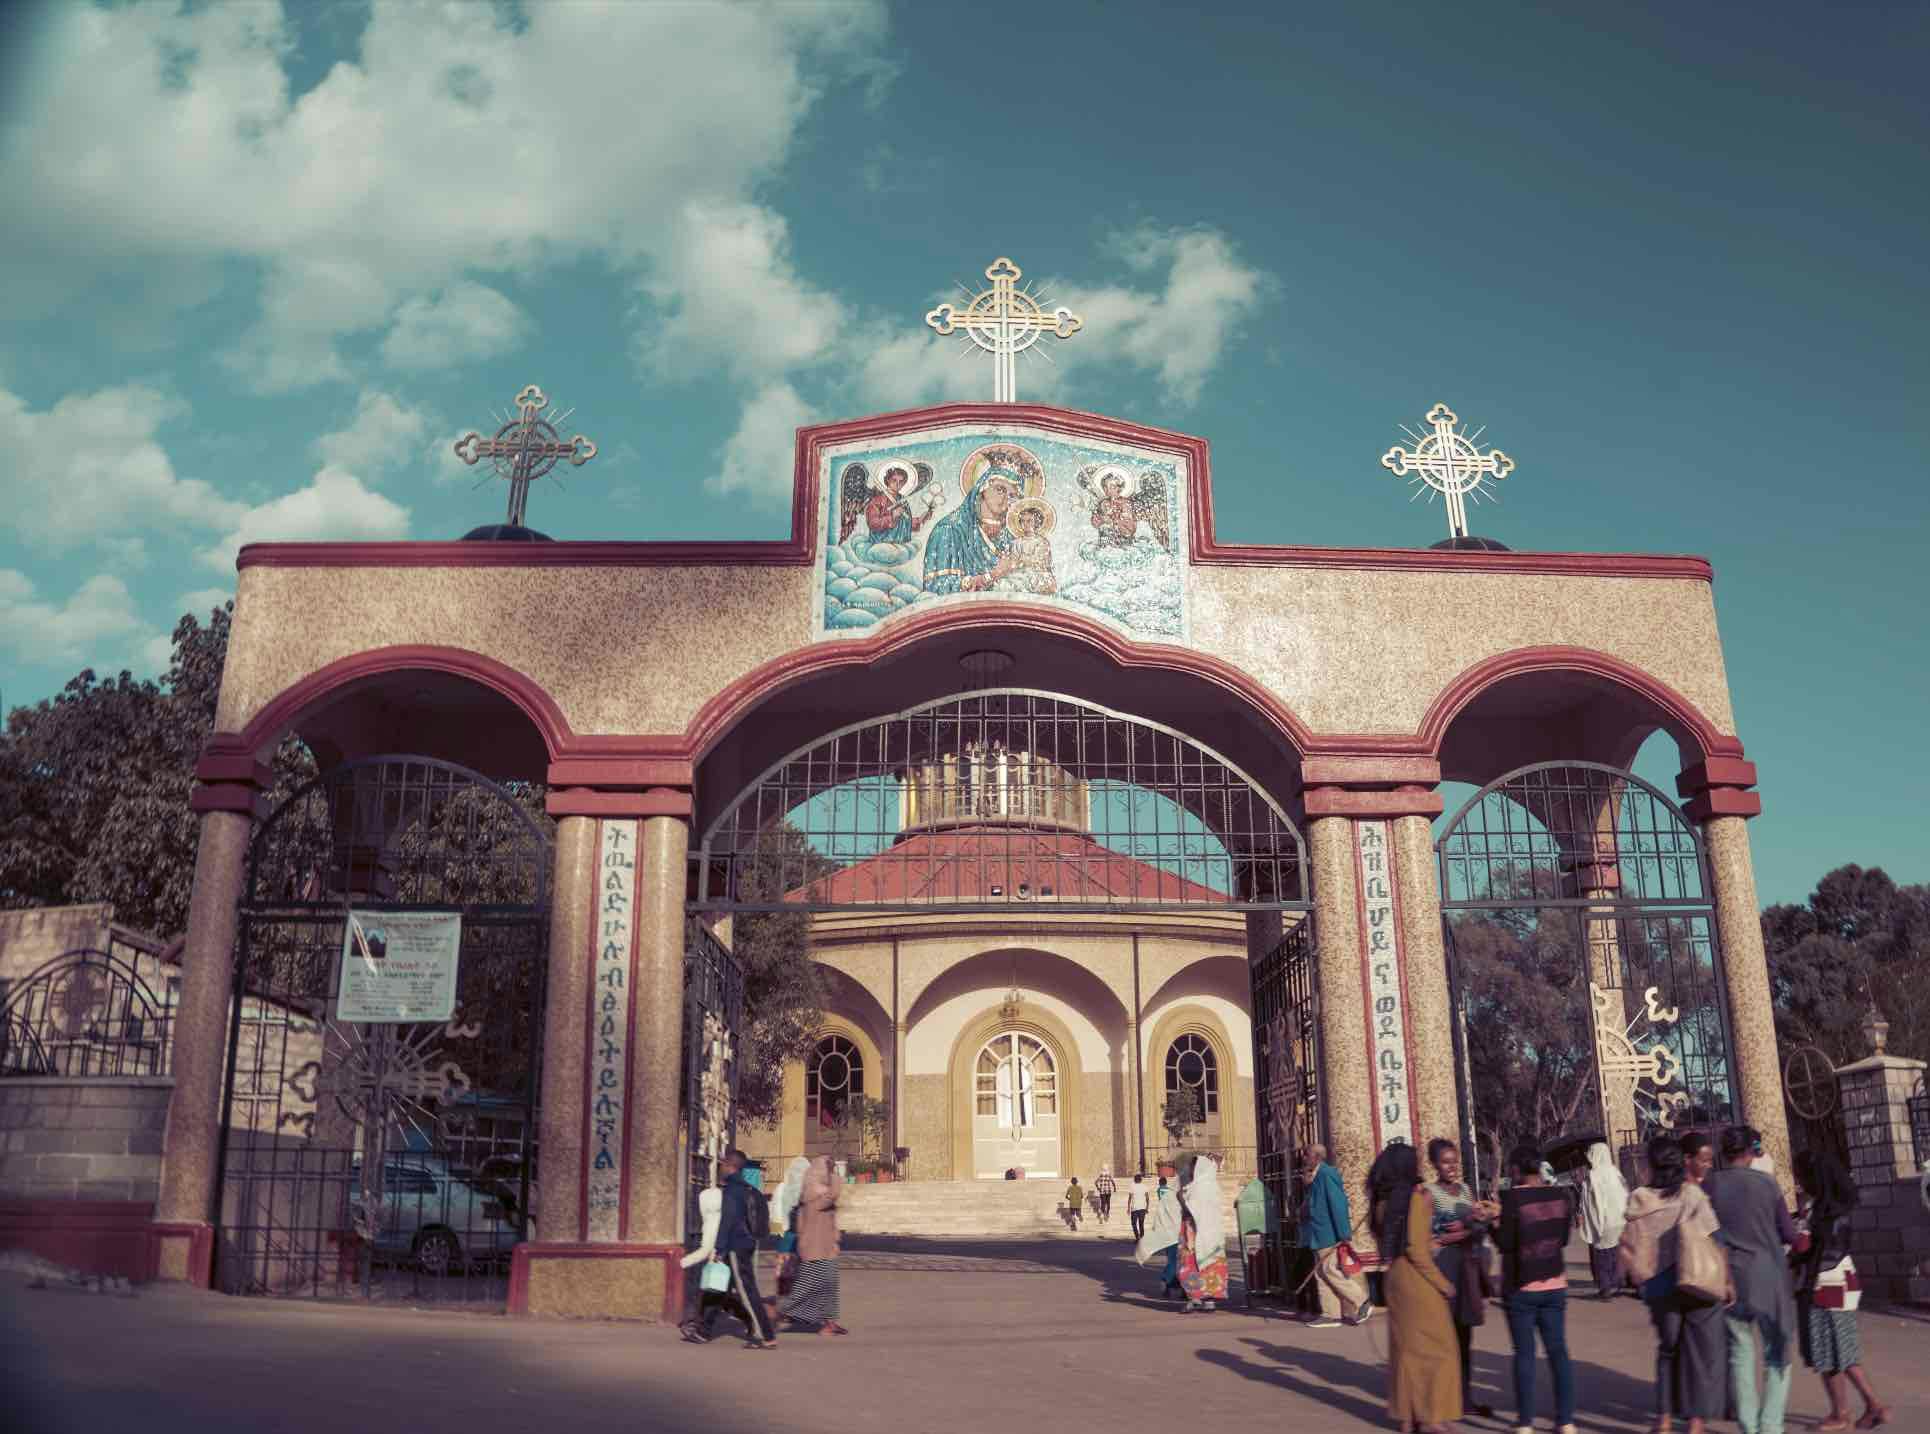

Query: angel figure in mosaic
left=1076, top=465, right=1172, bottom=552
left=863, top=461, right=940, bottom=548
left=994, top=497, right=1058, bottom=595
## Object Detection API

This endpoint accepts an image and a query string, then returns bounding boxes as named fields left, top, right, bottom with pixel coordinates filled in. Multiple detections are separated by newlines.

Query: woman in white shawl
left=1579, top=1141, right=1630, bottom=1300
left=1136, top=1162, right=1186, bottom=1299
left=1175, top=1155, right=1228, bottom=1311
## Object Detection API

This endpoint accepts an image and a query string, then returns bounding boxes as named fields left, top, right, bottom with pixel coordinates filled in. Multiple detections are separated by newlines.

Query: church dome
left=460, top=523, right=555, bottom=542
left=1429, top=535, right=1511, bottom=552
left=898, top=742, right=1090, bottom=837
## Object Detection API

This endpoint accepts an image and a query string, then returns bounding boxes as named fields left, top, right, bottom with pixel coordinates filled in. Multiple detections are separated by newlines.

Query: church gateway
left=15, top=266, right=1781, bottom=1320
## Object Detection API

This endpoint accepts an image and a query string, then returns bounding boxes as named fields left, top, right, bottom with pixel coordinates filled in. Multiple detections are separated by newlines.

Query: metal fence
left=0, top=949, right=172, bottom=1077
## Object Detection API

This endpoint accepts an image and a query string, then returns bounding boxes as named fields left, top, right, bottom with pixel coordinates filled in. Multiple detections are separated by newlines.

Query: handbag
left=1335, top=1241, right=1363, bottom=1277
left=699, top=1259, right=731, bottom=1294
left=1676, top=1213, right=1730, bottom=1303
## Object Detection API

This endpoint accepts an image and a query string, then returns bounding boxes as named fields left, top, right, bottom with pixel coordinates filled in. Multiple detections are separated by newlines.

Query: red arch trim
left=213, top=645, right=575, bottom=763
left=1416, top=645, right=1742, bottom=762
left=677, top=602, right=1320, bottom=761
left=200, top=638, right=1742, bottom=784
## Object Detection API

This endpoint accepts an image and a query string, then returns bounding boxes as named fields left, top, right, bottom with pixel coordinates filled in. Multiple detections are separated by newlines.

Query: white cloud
left=709, top=381, right=815, bottom=504
left=1, top=1, right=888, bottom=389
left=382, top=282, right=528, bottom=371
left=0, top=570, right=166, bottom=669
left=313, top=389, right=433, bottom=477
left=1053, top=228, right=1278, bottom=404
left=0, top=386, right=244, bottom=552
left=638, top=202, right=843, bottom=381
left=201, top=467, right=409, bottom=572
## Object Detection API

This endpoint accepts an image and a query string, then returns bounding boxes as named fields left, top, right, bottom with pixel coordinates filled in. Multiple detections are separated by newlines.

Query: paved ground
left=5, top=1237, right=1927, bottom=1433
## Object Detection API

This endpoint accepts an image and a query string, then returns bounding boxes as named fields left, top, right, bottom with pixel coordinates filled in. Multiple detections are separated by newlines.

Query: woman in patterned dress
left=1792, top=1151, right=1889, bottom=1430
left=1176, top=1154, right=1228, bottom=1311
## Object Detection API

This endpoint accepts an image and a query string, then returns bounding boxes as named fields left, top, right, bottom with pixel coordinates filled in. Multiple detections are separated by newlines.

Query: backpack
left=744, top=1185, right=771, bottom=1241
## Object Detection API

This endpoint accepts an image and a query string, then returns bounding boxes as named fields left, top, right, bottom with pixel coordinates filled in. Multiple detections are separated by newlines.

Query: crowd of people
left=677, top=1130, right=1892, bottom=1434
left=1296, top=1127, right=1891, bottom=1434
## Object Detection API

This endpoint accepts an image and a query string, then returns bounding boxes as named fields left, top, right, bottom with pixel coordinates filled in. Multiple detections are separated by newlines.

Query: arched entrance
left=1437, top=760, right=1735, bottom=1186
left=692, top=686, right=1312, bottom=1188
left=212, top=755, right=552, bottom=1304
left=972, top=1029, right=1061, bottom=1178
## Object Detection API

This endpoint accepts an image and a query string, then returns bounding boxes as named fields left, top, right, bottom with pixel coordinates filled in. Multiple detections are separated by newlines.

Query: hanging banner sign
left=1354, top=820, right=1415, bottom=1149
left=336, top=911, right=463, bottom=1023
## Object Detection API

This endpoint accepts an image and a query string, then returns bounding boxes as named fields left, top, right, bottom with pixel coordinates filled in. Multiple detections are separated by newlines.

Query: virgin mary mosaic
left=817, top=429, right=1189, bottom=639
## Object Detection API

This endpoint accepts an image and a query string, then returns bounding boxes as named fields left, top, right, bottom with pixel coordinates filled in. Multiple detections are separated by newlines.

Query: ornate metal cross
left=926, top=257, right=1083, bottom=403
left=452, top=384, right=597, bottom=528
left=1380, top=402, right=1516, bottom=541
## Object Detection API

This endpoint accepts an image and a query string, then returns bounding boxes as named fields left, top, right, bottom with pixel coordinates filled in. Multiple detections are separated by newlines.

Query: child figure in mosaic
left=995, top=497, right=1057, bottom=595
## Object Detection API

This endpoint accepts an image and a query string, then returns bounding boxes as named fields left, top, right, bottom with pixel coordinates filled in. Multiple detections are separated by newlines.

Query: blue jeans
left=1505, top=1288, right=1576, bottom=1427
left=1726, top=1313, right=1792, bottom=1434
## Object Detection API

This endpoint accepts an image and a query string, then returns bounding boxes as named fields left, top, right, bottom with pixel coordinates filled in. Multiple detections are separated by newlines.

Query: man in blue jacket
left=1298, top=1143, right=1371, bottom=1328
left=716, top=1149, right=777, bottom=1348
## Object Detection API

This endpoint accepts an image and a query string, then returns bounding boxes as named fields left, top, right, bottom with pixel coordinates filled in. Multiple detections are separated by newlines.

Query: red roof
left=789, top=823, right=1231, bottom=905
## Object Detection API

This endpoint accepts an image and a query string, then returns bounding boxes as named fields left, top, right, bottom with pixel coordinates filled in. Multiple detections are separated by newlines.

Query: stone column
left=152, top=754, right=269, bottom=1285
left=531, top=815, right=596, bottom=1252
left=510, top=763, right=694, bottom=1322
left=1679, top=758, right=1790, bottom=1191
left=1307, top=815, right=1373, bottom=1235
left=1388, top=814, right=1459, bottom=1149
left=1303, top=759, right=1447, bottom=1247
left=1834, top=1013, right=1930, bottom=1304
left=892, top=1020, right=908, bottom=1173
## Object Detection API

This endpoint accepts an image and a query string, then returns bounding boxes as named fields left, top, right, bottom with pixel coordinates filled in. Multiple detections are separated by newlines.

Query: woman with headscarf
left=1792, top=1151, right=1889, bottom=1430
left=678, top=1183, right=727, bottom=1344
left=773, top=1155, right=811, bottom=1301
left=1580, top=1140, right=1631, bottom=1299
left=779, top=1155, right=848, bottom=1337
left=921, top=470, right=1020, bottom=594
left=1176, top=1154, right=1227, bottom=1311
left=1136, top=1158, right=1186, bottom=1301
left=1621, top=1133, right=1725, bottom=1434
left=1372, top=1141, right=1460, bottom=1433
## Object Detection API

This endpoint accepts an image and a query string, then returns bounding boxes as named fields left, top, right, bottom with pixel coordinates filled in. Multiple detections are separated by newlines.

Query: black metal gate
left=213, top=756, right=551, bottom=1305
left=1248, top=917, right=1321, bottom=1306
left=682, top=916, right=745, bottom=1240
left=1438, top=761, right=1734, bottom=1189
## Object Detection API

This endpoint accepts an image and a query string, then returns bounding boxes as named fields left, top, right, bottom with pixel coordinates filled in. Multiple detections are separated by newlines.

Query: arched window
left=1164, top=1033, right=1219, bottom=1114
left=973, top=1032, right=1056, bottom=1127
left=805, top=1034, right=863, bottom=1128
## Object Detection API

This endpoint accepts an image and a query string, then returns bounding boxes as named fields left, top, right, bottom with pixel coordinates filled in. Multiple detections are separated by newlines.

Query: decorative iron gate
left=1438, top=761, right=1734, bottom=1187
left=1248, top=918, right=1321, bottom=1305
left=683, top=916, right=745, bottom=1239
left=213, top=756, right=551, bottom=1305
left=692, top=689, right=1308, bottom=915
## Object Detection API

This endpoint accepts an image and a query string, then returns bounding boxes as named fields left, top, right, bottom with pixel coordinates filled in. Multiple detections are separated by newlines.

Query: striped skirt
left=780, top=1258, right=841, bottom=1327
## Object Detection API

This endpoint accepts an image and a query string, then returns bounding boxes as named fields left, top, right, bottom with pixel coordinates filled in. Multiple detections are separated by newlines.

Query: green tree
left=1763, top=864, right=1929, bottom=1068
left=718, top=823, right=829, bottom=1127
left=0, top=602, right=313, bottom=936
left=1162, top=1085, right=1205, bottom=1146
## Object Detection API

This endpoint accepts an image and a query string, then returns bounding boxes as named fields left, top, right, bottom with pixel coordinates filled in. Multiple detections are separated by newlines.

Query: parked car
left=473, top=1154, right=540, bottom=1239
left=346, top=1157, right=520, bottom=1273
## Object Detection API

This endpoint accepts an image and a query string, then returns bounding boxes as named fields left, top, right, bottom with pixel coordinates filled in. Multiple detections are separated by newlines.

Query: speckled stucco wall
left=218, top=558, right=1733, bottom=742
left=1308, top=816, right=1373, bottom=1242
left=1189, top=564, right=1735, bottom=737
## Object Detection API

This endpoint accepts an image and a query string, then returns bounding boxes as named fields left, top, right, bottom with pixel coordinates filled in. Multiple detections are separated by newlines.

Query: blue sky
left=0, top=1, right=1924, bottom=906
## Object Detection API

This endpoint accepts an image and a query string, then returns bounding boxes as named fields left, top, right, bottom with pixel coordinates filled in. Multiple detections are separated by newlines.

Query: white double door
left=972, top=1031, right=1060, bottom=1179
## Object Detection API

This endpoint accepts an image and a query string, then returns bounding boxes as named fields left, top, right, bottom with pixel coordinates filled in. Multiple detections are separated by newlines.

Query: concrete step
left=825, top=1180, right=1239, bottom=1239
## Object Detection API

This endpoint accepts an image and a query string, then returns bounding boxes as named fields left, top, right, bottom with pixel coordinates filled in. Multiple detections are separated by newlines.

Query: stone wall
left=1843, top=1172, right=1930, bottom=1306
left=0, top=1077, right=173, bottom=1202
left=1836, top=1051, right=1929, bottom=1306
